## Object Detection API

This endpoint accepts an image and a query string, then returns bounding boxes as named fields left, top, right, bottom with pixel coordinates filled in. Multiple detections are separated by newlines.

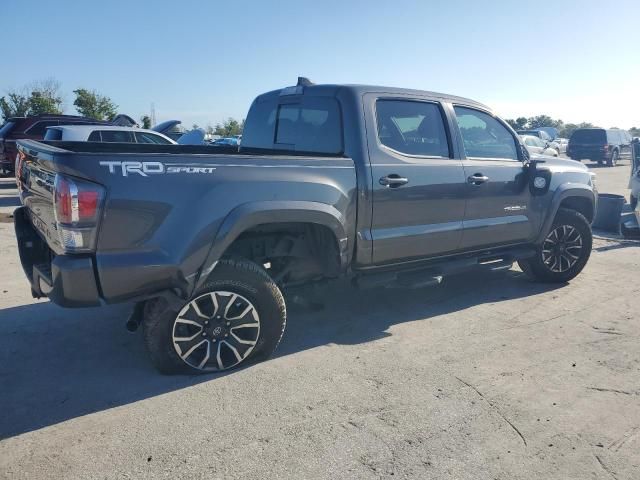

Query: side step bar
left=354, top=246, right=536, bottom=290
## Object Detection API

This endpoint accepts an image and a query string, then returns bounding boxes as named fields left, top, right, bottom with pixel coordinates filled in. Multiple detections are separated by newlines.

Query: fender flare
left=536, top=184, right=596, bottom=244
left=194, top=201, right=350, bottom=291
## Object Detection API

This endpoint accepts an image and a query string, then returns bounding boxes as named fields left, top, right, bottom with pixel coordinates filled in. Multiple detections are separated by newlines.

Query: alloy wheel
left=172, top=291, right=260, bottom=371
left=541, top=225, right=583, bottom=273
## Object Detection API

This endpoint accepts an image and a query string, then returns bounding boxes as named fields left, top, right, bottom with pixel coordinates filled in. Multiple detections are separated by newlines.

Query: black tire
left=143, top=258, right=286, bottom=375
left=518, top=208, right=592, bottom=283
left=606, top=149, right=618, bottom=167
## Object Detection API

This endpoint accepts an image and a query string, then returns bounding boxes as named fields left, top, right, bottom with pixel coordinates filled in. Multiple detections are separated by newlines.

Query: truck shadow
left=0, top=269, right=561, bottom=439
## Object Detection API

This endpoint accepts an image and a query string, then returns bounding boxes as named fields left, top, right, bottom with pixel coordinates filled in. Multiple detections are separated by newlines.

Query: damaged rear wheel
left=143, top=258, right=286, bottom=374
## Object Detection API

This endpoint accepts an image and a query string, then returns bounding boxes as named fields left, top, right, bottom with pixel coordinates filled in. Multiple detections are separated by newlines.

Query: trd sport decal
left=99, top=161, right=217, bottom=177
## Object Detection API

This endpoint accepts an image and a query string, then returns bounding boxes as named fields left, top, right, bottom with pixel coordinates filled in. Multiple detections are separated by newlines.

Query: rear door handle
left=379, top=174, right=409, bottom=187
left=467, top=174, right=489, bottom=185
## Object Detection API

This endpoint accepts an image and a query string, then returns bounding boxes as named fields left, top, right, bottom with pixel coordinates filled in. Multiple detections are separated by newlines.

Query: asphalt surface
left=0, top=159, right=638, bottom=479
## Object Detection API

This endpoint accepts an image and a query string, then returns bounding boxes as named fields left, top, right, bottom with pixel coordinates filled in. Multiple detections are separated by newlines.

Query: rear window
left=99, top=130, right=135, bottom=143
left=25, top=120, right=59, bottom=136
left=570, top=129, right=606, bottom=144
left=135, top=132, right=172, bottom=144
left=242, top=96, right=342, bottom=154
left=43, top=128, right=63, bottom=141
left=0, top=121, right=15, bottom=138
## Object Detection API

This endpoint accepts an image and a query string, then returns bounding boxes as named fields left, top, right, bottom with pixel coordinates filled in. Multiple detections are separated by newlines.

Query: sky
left=2, top=0, right=639, bottom=129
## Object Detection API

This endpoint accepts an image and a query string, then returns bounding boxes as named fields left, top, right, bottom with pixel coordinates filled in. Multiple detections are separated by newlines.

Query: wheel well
left=221, top=222, right=341, bottom=286
left=559, top=196, right=594, bottom=223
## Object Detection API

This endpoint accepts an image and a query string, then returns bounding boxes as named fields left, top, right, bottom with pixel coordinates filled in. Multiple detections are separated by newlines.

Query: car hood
left=530, top=153, right=589, bottom=173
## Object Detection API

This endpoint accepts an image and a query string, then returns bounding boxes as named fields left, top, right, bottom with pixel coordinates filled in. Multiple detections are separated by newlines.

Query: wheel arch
left=536, top=185, right=596, bottom=244
left=194, top=201, right=350, bottom=291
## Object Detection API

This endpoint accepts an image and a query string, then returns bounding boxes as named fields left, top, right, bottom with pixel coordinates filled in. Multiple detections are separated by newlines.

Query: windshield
left=570, top=129, right=606, bottom=144
left=0, top=121, right=15, bottom=138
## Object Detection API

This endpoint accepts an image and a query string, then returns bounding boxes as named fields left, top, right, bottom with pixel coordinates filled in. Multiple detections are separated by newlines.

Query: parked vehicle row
left=14, top=78, right=596, bottom=375
left=43, top=125, right=176, bottom=144
left=0, top=114, right=110, bottom=175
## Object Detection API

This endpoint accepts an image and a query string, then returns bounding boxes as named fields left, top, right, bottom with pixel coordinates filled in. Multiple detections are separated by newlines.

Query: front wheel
left=518, top=208, right=592, bottom=283
left=143, top=258, right=286, bottom=374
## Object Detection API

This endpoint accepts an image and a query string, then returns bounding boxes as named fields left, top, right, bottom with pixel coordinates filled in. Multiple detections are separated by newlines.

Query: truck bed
left=16, top=139, right=357, bottom=306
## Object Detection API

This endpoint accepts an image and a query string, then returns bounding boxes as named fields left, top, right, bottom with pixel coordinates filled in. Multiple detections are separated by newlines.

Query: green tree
left=140, top=115, right=151, bottom=129
left=73, top=88, right=118, bottom=120
left=0, top=93, right=30, bottom=120
left=629, top=127, right=640, bottom=137
left=527, top=115, right=563, bottom=130
left=214, top=117, right=244, bottom=136
left=558, top=122, right=595, bottom=139
left=505, top=117, right=528, bottom=130
left=0, top=78, right=63, bottom=120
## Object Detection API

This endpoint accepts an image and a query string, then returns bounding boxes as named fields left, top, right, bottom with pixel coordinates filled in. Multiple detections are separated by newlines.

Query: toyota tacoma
left=14, top=78, right=597, bottom=374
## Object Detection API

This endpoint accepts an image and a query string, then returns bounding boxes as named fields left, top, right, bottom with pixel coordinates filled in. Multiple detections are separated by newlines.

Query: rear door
left=452, top=105, right=534, bottom=250
left=365, top=95, right=467, bottom=264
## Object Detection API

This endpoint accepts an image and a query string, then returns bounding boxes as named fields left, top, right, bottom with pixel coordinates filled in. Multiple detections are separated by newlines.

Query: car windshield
left=0, top=121, right=15, bottom=138
left=570, top=129, right=606, bottom=144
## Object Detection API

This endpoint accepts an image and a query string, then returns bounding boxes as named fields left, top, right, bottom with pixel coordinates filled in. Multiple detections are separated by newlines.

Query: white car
left=43, top=125, right=176, bottom=144
left=554, top=137, right=568, bottom=154
left=520, top=134, right=559, bottom=157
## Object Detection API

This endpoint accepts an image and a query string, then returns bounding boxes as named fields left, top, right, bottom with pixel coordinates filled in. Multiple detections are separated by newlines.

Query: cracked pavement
left=0, top=160, right=638, bottom=479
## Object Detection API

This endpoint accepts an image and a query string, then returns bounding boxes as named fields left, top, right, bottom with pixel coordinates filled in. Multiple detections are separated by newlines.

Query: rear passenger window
left=88, top=131, right=101, bottom=141
left=376, top=100, right=449, bottom=157
left=99, top=130, right=135, bottom=143
left=43, top=128, right=62, bottom=141
left=274, top=98, right=342, bottom=153
left=26, top=121, right=59, bottom=136
left=454, top=107, right=518, bottom=160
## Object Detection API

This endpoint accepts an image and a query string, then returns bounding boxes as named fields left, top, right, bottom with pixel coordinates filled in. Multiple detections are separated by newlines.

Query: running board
left=354, top=246, right=535, bottom=290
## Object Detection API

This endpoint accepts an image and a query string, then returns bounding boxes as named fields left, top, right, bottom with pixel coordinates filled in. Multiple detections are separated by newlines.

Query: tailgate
left=16, top=145, right=62, bottom=252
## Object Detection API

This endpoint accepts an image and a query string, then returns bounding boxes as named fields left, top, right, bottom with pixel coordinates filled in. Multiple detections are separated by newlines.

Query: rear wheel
left=143, top=258, right=286, bottom=374
left=518, top=208, right=592, bottom=283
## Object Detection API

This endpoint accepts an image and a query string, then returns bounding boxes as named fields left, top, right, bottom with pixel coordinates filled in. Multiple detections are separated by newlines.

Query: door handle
left=379, top=174, right=409, bottom=187
left=467, top=174, right=489, bottom=185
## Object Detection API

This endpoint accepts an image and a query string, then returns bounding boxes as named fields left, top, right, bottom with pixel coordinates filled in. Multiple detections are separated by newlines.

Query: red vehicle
left=0, top=114, right=109, bottom=175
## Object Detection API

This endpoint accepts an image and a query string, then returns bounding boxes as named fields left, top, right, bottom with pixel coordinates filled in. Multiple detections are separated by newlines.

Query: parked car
left=43, top=125, right=176, bottom=144
left=212, top=137, right=240, bottom=147
left=566, top=128, right=632, bottom=166
left=554, top=137, right=568, bottom=154
left=517, top=129, right=560, bottom=154
left=0, top=114, right=109, bottom=175
left=520, top=134, right=559, bottom=157
left=14, top=78, right=597, bottom=375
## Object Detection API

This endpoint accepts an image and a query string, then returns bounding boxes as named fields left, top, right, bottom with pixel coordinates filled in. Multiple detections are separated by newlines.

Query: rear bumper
left=14, top=207, right=101, bottom=307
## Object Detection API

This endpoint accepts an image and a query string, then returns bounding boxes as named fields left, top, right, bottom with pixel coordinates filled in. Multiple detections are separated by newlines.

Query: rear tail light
left=53, top=174, right=105, bottom=252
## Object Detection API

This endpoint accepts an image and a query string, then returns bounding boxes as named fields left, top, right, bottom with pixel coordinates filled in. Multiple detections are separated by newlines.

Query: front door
left=366, top=96, right=467, bottom=265
left=452, top=106, right=534, bottom=250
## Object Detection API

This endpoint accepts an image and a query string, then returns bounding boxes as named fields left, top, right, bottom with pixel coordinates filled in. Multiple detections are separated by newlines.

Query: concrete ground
left=0, top=159, right=638, bottom=479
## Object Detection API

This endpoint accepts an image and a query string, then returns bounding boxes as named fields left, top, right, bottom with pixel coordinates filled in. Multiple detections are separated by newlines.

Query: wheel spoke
left=230, top=328, right=258, bottom=346
left=179, top=338, right=207, bottom=360
left=197, top=341, right=211, bottom=369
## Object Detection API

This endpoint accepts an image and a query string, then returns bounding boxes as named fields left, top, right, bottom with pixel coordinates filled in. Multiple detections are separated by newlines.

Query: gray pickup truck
left=14, top=79, right=597, bottom=374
